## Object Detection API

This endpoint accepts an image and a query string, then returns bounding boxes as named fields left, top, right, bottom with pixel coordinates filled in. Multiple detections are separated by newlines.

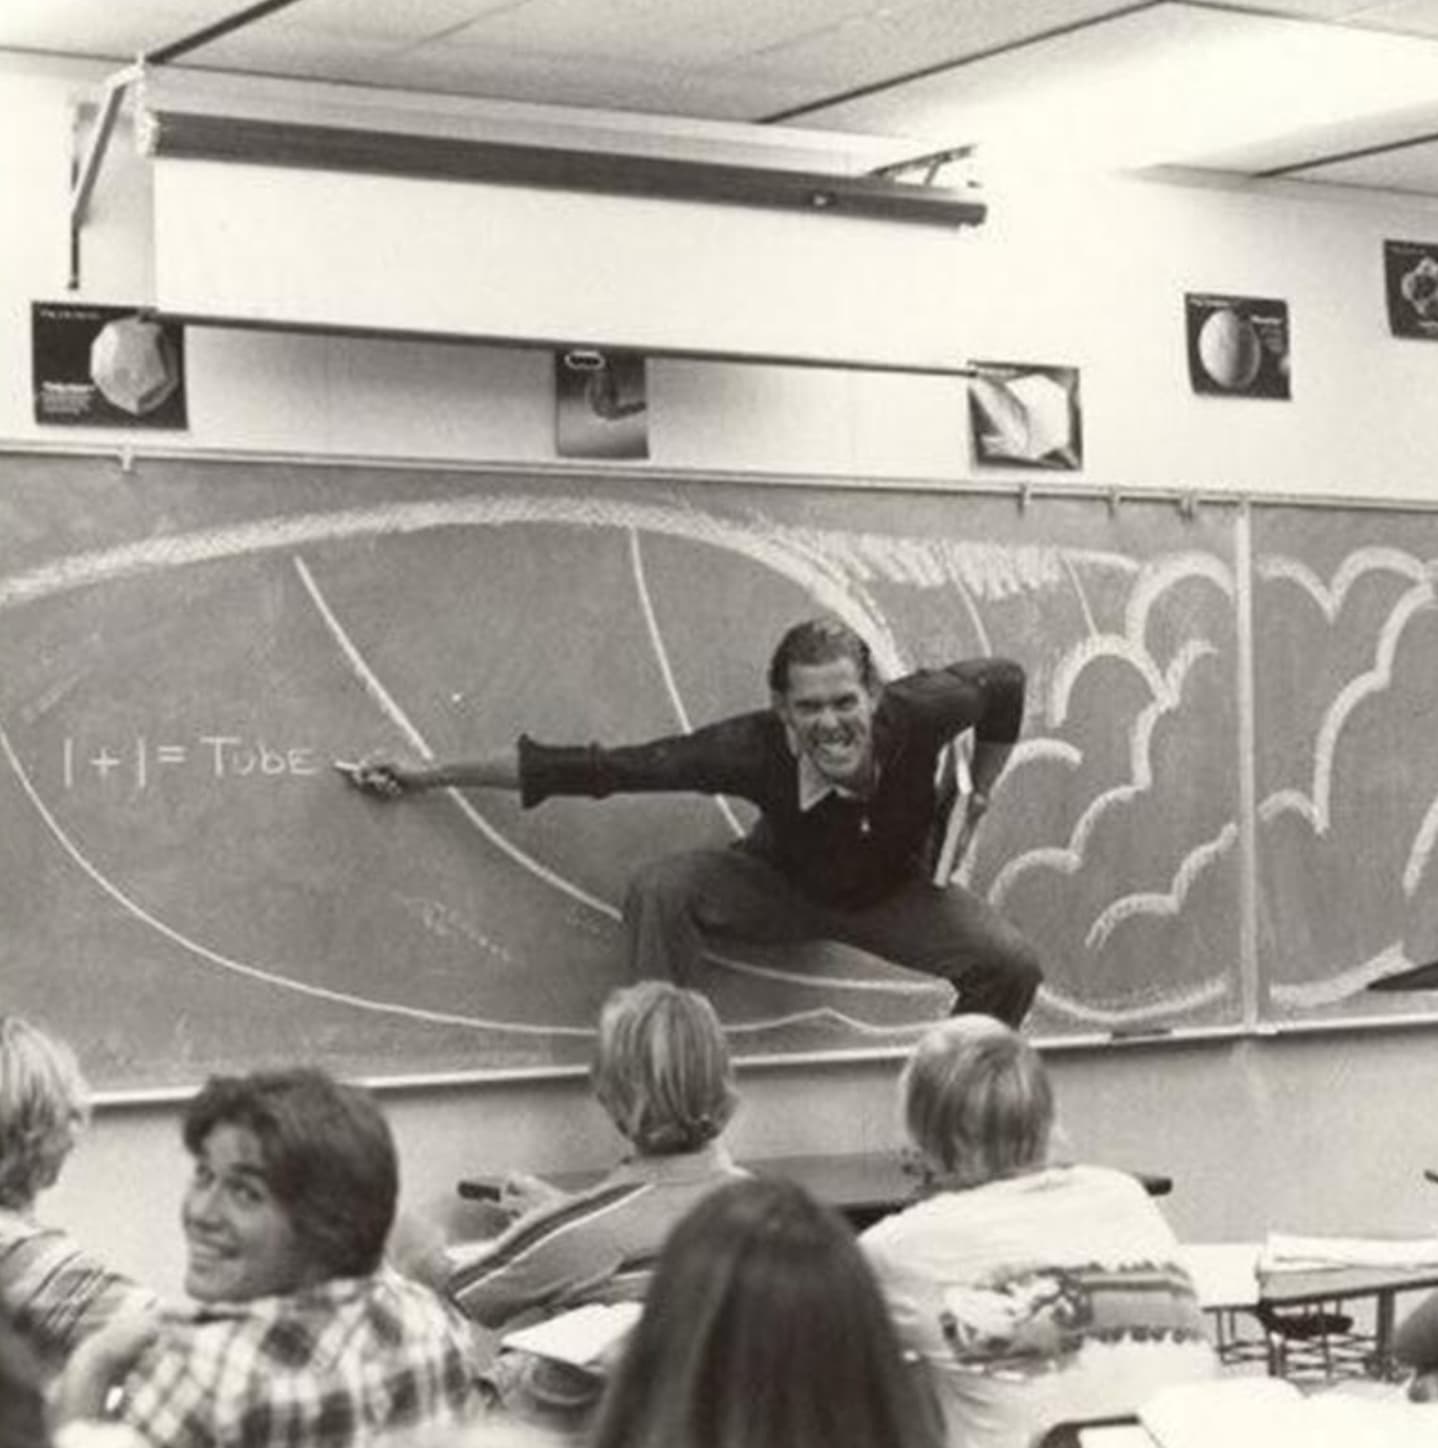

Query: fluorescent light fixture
left=802, top=2, right=1438, bottom=179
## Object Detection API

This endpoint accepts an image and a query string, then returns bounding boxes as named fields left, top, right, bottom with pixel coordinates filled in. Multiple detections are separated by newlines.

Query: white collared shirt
left=795, top=749, right=872, bottom=812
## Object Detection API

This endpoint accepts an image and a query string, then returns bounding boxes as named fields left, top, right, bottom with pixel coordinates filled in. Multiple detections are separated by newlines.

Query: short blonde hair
left=901, top=1016, right=1051, bottom=1189
left=0, top=1016, right=90, bottom=1209
left=591, top=982, right=737, bottom=1155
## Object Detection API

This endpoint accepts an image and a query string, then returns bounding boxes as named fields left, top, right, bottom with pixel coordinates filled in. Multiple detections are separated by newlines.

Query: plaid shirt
left=117, top=1268, right=478, bottom=1448
left=0, top=1208, right=155, bottom=1374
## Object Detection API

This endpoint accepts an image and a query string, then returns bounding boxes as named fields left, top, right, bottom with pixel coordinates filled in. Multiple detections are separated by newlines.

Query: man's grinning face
left=775, top=657, right=880, bottom=789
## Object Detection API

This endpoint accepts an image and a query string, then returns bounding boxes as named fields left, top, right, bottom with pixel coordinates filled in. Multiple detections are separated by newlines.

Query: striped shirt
left=0, top=1207, right=154, bottom=1374
left=447, top=1143, right=745, bottom=1330
left=116, top=1267, right=477, bottom=1448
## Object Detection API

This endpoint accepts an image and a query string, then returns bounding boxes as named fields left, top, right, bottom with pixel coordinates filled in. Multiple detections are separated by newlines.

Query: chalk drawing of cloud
left=1084, top=822, right=1239, bottom=952
left=956, top=737, right=1082, bottom=888
left=1268, top=939, right=1408, bottom=1010
left=1035, top=974, right=1231, bottom=1028
left=1403, top=794, right=1438, bottom=899
left=1257, top=546, right=1431, bottom=623
left=990, top=640, right=1217, bottom=910
left=1259, top=581, right=1436, bottom=836
left=1047, top=552, right=1234, bottom=728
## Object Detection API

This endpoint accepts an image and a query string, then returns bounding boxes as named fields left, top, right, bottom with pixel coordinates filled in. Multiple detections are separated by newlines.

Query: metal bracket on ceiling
left=68, top=63, right=140, bottom=291
left=868, top=144, right=978, bottom=188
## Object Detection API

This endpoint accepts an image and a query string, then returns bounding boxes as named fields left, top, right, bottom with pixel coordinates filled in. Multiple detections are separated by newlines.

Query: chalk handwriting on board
left=61, top=736, right=323, bottom=790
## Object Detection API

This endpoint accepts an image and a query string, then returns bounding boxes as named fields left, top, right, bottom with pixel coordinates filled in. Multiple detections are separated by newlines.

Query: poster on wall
left=32, top=302, right=188, bottom=428
left=966, top=361, right=1082, bottom=470
left=1384, top=239, right=1438, bottom=339
left=1185, top=292, right=1290, bottom=399
left=555, top=348, right=649, bottom=459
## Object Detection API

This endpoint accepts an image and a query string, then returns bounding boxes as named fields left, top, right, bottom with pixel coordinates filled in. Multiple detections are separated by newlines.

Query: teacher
left=345, top=617, right=1042, bottom=1027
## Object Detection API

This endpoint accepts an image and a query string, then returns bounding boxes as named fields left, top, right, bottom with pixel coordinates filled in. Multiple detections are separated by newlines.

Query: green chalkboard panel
left=0, top=451, right=1246, bottom=1090
left=1253, top=504, right=1438, bottom=1025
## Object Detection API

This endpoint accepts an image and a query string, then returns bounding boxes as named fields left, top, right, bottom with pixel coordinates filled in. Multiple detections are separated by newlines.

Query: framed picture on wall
left=32, top=301, right=188, bottom=428
left=555, top=348, right=649, bottom=459
left=1185, top=292, right=1290, bottom=399
left=966, top=361, right=1082, bottom=470
left=1384, top=239, right=1438, bottom=339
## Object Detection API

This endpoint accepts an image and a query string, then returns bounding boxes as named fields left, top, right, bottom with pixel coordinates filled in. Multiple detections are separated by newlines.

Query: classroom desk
left=1181, top=1242, right=1438, bottom=1381
left=1257, top=1262, right=1438, bottom=1380
left=459, top=1152, right=1172, bottom=1231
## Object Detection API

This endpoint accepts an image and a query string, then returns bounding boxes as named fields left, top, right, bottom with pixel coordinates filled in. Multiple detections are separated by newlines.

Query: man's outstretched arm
left=344, top=716, right=765, bottom=808
left=340, top=748, right=520, bottom=798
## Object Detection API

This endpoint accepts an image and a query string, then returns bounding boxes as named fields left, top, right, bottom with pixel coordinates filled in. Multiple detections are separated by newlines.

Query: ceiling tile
left=189, top=29, right=422, bottom=80
left=736, top=0, right=1134, bottom=96
left=353, top=41, right=811, bottom=117
left=437, top=0, right=887, bottom=68
left=1200, top=0, right=1394, bottom=15
left=241, top=0, right=518, bottom=44
left=1292, top=136, right=1438, bottom=188
left=1343, top=1, right=1438, bottom=37
left=0, top=0, right=243, bottom=58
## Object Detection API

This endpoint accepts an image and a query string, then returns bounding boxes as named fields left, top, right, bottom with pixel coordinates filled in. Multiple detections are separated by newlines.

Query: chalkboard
left=1253, top=504, right=1438, bottom=1027
left=0, top=451, right=1257, bottom=1091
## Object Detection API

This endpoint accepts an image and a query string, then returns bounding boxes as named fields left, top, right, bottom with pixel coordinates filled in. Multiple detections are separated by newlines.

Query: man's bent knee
left=951, top=938, right=1043, bottom=1029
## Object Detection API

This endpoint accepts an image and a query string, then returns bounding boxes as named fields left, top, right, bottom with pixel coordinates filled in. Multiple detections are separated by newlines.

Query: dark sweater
left=518, top=658, right=1024, bottom=910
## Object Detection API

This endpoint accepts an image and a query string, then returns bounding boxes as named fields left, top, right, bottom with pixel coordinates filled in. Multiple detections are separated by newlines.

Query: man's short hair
left=766, top=617, right=879, bottom=695
left=0, top=1016, right=89, bottom=1210
left=591, top=982, right=737, bottom=1155
left=182, top=1067, right=398, bottom=1279
left=901, top=1016, right=1053, bottom=1188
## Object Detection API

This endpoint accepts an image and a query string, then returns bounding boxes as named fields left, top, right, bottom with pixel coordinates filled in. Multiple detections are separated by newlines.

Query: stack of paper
left=500, top=1301, right=642, bottom=1369
left=1173, top=1242, right=1260, bottom=1308
left=1141, top=1378, right=1427, bottom=1448
left=1260, top=1232, right=1438, bottom=1273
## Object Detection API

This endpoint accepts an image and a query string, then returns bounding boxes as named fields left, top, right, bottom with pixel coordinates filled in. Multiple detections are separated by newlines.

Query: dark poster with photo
left=1185, top=293, right=1290, bottom=399
left=32, top=302, right=187, bottom=427
left=555, top=349, right=648, bottom=459
left=1385, top=239, right=1438, bottom=339
left=967, top=361, right=1082, bottom=471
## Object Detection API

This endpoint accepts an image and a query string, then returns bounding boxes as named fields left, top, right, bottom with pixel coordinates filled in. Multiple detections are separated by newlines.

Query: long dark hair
left=589, top=1177, right=940, bottom=1448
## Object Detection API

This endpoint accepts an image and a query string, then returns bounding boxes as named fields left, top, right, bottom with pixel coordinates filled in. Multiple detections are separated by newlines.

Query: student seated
left=446, top=981, right=745, bottom=1331
left=0, top=1015, right=153, bottom=1376
left=860, top=1016, right=1216, bottom=1448
left=443, top=981, right=745, bottom=1428
left=590, top=1175, right=942, bottom=1448
left=54, top=1067, right=478, bottom=1448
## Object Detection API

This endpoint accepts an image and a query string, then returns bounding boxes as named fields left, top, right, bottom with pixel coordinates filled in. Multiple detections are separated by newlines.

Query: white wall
left=7, top=54, right=1438, bottom=1300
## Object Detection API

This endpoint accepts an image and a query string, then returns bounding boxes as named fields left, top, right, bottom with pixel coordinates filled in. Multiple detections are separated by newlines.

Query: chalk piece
left=1108, top=1026, right=1175, bottom=1042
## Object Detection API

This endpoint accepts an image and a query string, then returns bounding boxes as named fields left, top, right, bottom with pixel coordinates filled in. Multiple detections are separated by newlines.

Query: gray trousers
left=622, top=845, right=1042, bottom=1028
